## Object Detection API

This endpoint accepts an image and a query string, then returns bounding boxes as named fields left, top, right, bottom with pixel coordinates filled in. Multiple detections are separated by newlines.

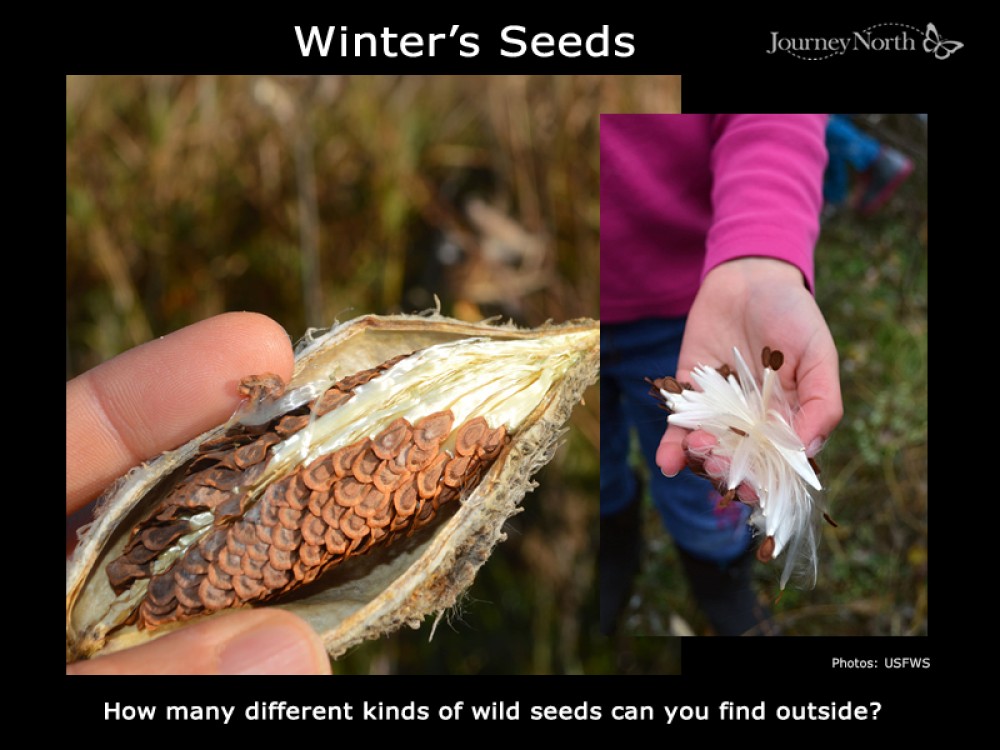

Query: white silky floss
left=660, top=347, right=824, bottom=589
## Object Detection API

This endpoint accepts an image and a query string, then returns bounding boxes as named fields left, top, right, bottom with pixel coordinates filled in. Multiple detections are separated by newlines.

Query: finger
left=655, top=423, right=688, bottom=477
left=66, top=609, right=331, bottom=675
left=793, top=352, right=844, bottom=456
left=66, top=313, right=294, bottom=514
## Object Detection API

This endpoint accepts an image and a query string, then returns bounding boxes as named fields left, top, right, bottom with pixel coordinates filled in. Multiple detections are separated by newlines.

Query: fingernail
left=661, top=467, right=678, bottom=478
left=807, top=436, right=826, bottom=457
left=219, top=625, right=325, bottom=675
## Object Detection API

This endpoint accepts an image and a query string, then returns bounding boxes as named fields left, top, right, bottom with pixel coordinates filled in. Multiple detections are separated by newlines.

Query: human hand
left=66, top=312, right=332, bottom=675
left=655, top=258, right=843, bottom=483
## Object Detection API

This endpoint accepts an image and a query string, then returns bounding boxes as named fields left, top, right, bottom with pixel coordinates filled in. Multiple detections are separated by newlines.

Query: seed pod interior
left=66, top=314, right=599, bottom=663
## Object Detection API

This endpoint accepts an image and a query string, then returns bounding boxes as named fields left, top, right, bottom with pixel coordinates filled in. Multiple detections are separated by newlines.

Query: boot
left=599, top=483, right=643, bottom=636
left=677, top=547, right=778, bottom=636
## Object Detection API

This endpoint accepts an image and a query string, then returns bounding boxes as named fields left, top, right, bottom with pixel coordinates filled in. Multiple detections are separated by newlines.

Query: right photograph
left=600, top=114, right=927, bottom=638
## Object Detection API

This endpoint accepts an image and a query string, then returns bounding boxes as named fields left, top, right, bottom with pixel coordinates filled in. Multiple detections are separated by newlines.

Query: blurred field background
left=66, top=75, right=681, bottom=674
left=618, top=114, right=928, bottom=645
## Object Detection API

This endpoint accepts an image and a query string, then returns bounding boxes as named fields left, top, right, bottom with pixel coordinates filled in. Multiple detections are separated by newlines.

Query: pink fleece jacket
left=600, top=114, right=828, bottom=323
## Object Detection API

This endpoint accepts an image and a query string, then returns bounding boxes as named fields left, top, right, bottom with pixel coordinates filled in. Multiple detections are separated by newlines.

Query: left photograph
left=66, top=75, right=636, bottom=674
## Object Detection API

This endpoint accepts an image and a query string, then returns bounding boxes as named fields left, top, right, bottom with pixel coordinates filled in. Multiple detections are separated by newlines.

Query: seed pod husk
left=66, top=313, right=599, bottom=664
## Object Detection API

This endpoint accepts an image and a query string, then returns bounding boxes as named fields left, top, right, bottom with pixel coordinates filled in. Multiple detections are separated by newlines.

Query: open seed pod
left=66, top=313, right=599, bottom=664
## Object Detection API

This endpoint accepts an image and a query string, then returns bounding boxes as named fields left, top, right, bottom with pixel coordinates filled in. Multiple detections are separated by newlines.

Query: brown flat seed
left=214, top=494, right=243, bottom=520
left=140, top=523, right=189, bottom=553
left=288, top=560, right=308, bottom=582
left=172, top=564, right=201, bottom=589
left=123, top=542, right=160, bottom=566
left=234, top=439, right=269, bottom=469
left=275, top=414, right=311, bottom=437
left=413, top=411, right=454, bottom=450
left=340, top=510, right=370, bottom=541
left=246, top=541, right=270, bottom=562
left=324, top=526, right=348, bottom=555
left=268, top=547, right=295, bottom=572
left=334, top=477, right=369, bottom=507
left=174, top=583, right=203, bottom=611
left=823, top=512, right=839, bottom=528
left=717, top=364, right=733, bottom=379
left=307, top=489, right=329, bottom=517
left=332, top=440, right=367, bottom=478
left=233, top=520, right=260, bottom=548
left=233, top=574, right=266, bottom=601
left=261, top=563, right=290, bottom=591
left=254, top=523, right=273, bottom=545
left=356, top=489, right=389, bottom=519
left=417, top=453, right=448, bottom=498
left=443, top=455, right=473, bottom=488
left=312, top=388, right=351, bottom=416
left=302, top=515, right=327, bottom=547
left=352, top=445, right=380, bottom=483
left=197, top=467, right=242, bottom=491
left=199, top=529, right=228, bottom=561
left=207, top=564, right=234, bottom=590
left=730, top=427, right=748, bottom=437
left=373, top=461, right=406, bottom=493
left=659, top=376, right=683, bottom=394
left=478, top=427, right=507, bottom=461
left=762, top=346, right=772, bottom=369
left=278, top=507, right=303, bottom=530
left=240, top=553, right=264, bottom=578
left=756, top=536, right=776, bottom=563
left=303, top=455, right=336, bottom=491
left=369, top=504, right=393, bottom=529
left=146, top=574, right=177, bottom=606
left=321, top=500, right=344, bottom=529
left=260, top=499, right=280, bottom=528
left=404, top=443, right=437, bottom=472
left=180, top=548, right=210, bottom=575
left=272, top=526, right=301, bottom=552
left=456, top=417, right=489, bottom=457
left=394, top=482, right=419, bottom=516
left=218, top=549, right=244, bottom=577
left=199, top=579, right=235, bottom=610
left=808, top=456, right=822, bottom=475
left=372, top=418, right=412, bottom=460
left=284, top=476, right=311, bottom=511
left=300, top=543, right=325, bottom=568
left=769, top=349, right=784, bottom=371
left=142, top=593, right=181, bottom=616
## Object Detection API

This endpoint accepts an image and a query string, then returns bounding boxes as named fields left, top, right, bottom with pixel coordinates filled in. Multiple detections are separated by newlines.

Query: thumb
left=794, top=368, right=844, bottom=457
left=656, top=423, right=688, bottom=477
left=66, top=609, right=331, bottom=675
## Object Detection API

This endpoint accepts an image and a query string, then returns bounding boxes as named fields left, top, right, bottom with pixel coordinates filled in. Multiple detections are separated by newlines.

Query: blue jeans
left=600, top=318, right=752, bottom=564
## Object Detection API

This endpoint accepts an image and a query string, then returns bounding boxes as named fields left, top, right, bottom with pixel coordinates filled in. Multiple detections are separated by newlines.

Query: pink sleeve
left=704, top=114, right=828, bottom=291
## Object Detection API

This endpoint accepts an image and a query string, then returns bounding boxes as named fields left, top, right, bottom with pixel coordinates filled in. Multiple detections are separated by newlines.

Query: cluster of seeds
left=106, top=355, right=508, bottom=630
left=646, top=346, right=836, bottom=586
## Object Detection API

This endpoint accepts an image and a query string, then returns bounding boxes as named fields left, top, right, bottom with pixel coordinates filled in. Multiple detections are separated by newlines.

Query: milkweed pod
left=66, top=314, right=600, bottom=664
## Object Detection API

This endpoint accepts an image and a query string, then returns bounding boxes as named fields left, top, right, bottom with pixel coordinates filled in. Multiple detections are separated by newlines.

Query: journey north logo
left=768, top=22, right=963, bottom=60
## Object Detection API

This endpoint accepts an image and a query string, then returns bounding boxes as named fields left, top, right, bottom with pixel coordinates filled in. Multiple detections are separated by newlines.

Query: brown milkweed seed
left=768, top=349, right=785, bottom=371
left=66, top=314, right=598, bottom=664
left=756, top=535, right=776, bottom=563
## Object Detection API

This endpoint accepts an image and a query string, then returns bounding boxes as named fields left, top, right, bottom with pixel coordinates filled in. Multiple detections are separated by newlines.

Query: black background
left=62, top=9, right=957, bottom=733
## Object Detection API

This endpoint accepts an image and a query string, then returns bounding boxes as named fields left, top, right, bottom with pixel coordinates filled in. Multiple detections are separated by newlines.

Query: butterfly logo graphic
left=923, top=23, right=963, bottom=59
